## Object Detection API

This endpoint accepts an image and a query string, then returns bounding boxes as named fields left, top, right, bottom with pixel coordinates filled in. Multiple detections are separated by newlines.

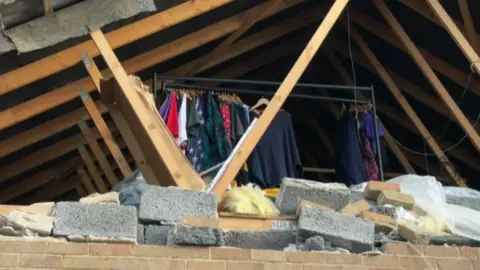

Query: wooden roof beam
left=457, top=0, right=477, bottom=52
left=76, top=143, right=109, bottom=193
left=374, top=0, right=480, bottom=154
left=77, top=167, right=97, bottom=194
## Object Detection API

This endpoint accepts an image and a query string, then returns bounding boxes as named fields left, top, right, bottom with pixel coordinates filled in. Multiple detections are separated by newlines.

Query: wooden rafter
left=76, top=185, right=88, bottom=198
left=347, top=24, right=464, bottom=186
left=76, top=144, right=109, bottom=193
left=43, top=0, right=53, bottom=16
left=77, top=168, right=97, bottom=194
left=211, top=0, right=350, bottom=197
left=457, top=0, right=477, bottom=52
left=0, top=0, right=304, bottom=131
left=374, top=0, right=480, bottom=153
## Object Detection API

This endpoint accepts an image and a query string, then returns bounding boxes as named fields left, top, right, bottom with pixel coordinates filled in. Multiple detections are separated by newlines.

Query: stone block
left=224, top=230, right=296, bottom=250
left=276, top=178, right=350, bottom=215
left=144, top=225, right=172, bottom=246
left=52, top=202, right=136, bottom=241
left=170, top=225, right=224, bottom=246
left=296, top=200, right=334, bottom=217
left=365, top=182, right=400, bottom=200
left=139, top=186, right=217, bottom=224
left=341, top=200, right=371, bottom=216
left=377, top=191, right=415, bottom=210
left=297, top=206, right=374, bottom=253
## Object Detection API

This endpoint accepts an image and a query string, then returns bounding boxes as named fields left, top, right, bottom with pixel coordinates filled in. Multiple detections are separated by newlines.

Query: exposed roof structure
left=0, top=0, right=479, bottom=203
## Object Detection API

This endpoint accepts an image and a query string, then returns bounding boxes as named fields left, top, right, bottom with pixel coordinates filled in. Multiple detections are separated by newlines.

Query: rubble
left=169, top=224, right=224, bottom=246
left=139, top=186, right=217, bottom=224
left=341, top=200, right=371, bottom=216
left=359, top=211, right=396, bottom=234
left=377, top=190, right=415, bottom=210
left=79, top=192, right=120, bottom=204
left=3, top=210, right=54, bottom=236
left=276, top=178, right=350, bottom=215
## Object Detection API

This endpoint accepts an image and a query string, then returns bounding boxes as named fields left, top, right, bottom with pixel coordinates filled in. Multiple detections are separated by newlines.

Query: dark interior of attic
left=0, top=0, right=479, bottom=205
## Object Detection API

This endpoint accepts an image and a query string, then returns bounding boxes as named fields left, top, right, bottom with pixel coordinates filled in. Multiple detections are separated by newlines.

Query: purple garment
left=360, top=110, right=384, bottom=140
left=159, top=92, right=172, bottom=121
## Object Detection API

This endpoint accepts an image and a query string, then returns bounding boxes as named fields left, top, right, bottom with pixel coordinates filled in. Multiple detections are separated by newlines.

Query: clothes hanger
left=250, top=97, right=270, bottom=111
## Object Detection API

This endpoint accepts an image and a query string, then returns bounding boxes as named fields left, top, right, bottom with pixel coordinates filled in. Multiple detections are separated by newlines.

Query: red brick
left=400, top=256, right=436, bottom=269
left=377, top=190, right=414, bottom=210
left=424, top=245, right=460, bottom=257
left=436, top=258, right=473, bottom=270
left=287, top=251, right=325, bottom=264
left=211, top=247, right=250, bottom=261
left=250, top=249, right=286, bottom=262
left=226, top=261, right=265, bottom=270
left=363, top=255, right=400, bottom=267
left=0, top=253, right=18, bottom=267
left=2, top=240, right=47, bottom=253
left=47, top=242, right=90, bottom=255
left=90, top=243, right=133, bottom=256
left=105, top=257, right=147, bottom=270
left=461, top=247, right=480, bottom=259
left=134, top=245, right=170, bottom=257
left=63, top=255, right=105, bottom=269
left=171, top=247, right=210, bottom=259
left=147, top=258, right=185, bottom=270
left=19, top=254, right=62, bottom=268
left=303, top=265, right=342, bottom=270
left=326, top=254, right=362, bottom=265
left=383, top=243, right=424, bottom=255
left=266, top=262, right=301, bottom=270
left=187, top=260, right=226, bottom=270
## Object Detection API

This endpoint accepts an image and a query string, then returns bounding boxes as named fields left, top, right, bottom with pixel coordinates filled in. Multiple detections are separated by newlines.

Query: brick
left=182, top=216, right=219, bottom=228
left=47, top=242, right=89, bottom=255
left=134, top=245, right=170, bottom=257
left=383, top=243, right=424, bottom=255
left=365, top=181, right=400, bottom=200
left=296, top=200, right=334, bottom=216
left=63, top=255, right=105, bottom=269
left=424, top=245, right=460, bottom=257
left=276, top=178, right=350, bottom=214
left=250, top=249, right=286, bottom=262
left=147, top=259, right=185, bottom=270
left=266, top=262, right=301, bottom=270
left=187, top=260, right=226, bottom=270
left=341, top=200, right=371, bottom=215
left=461, top=247, right=480, bottom=259
left=398, top=222, right=431, bottom=245
left=211, top=247, right=250, bottom=261
left=473, top=260, right=480, bottom=270
left=436, top=258, right=473, bottom=270
left=19, top=254, right=62, bottom=268
left=224, top=230, right=295, bottom=250
left=0, top=253, right=18, bottom=267
left=287, top=251, right=326, bottom=264
left=377, top=190, right=414, bottom=210
left=326, top=254, right=362, bottom=265
left=90, top=243, right=134, bottom=256
left=105, top=257, right=147, bottom=270
left=363, top=255, right=400, bottom=267
left=303, top=265, right=342, bottom=270
left=227, top=261, right=265, bottom=270
left=2, top=240, right=48, bottom=253
left=359, top=211, right=396, bottom=234
left=400, top=256, right=436, bottom=269
left=171, top=247, right=210, bottom=259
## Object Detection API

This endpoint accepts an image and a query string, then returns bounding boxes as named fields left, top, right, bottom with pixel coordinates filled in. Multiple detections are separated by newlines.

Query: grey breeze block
left=224, top=230, right=296, bottom=250
left=139, top=186, right=217, bottom=224
left=297, top=206, right=374, bottom=253
left=53, top=202, right=137, bottom=240
left=276, top=178, right=351, bottom=215
left=169, top=225, right=224, bottom=246
left=145, top=225, right=173, bottom=246
left=446, top=195, right=480, bottom=212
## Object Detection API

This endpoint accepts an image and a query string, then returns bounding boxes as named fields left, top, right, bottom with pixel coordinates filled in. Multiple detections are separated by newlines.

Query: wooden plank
left=218, top=212, right=295, bottom=231
left=212, top=0, right=350, bottom=197
left=457, top=0, right=477, bottom=52
left=77, top=87, right=132, bottom=178
left=0, top=0, right=232, bottom=96
left=0, top=0, right=302, bottom=131
left=78, top=120, right=119, bottom=185
left=77, top=144, right=109, bottom=193
left=374, top=0, right=480, bottom=153
left=347, top=24, right=464, bottom=186
left=90, top=29, right=204, bottom=190
left=76, top=185, right=88, bottom=198
left=77, top=167, right=97, bottom=194
left=180, top=0, right=283, bottom=76
left=426, top=0, right=480, bottom=72
left=30, top=175, right=82, bottom=203
left=43, top=0, right=53, bottom=15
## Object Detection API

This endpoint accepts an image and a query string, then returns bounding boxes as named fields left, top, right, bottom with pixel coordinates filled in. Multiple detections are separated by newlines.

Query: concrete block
left=350, top=190, right=365, bottom=203
left=377, top=191, right=414, bottom=210
left=224, top=230, right=296, bottom=250
left=137, top=224, right=144, bottom=244
left=296, top=200, right=334, bottom=217
left=446, top=195, right=480, bottom=212
left=341, top=200, right=371, bottom=216
left=139, top=186, right=217, bottom=224
left=398, top=222, right=430, bottom=245
left=302, top=236, right=326, bottom=251
left=297, top=207, right=374, bottom=253
left=52, top=202, right=136, bottom=240
left=365, top=182, right=400, bottom=200
left=170, top=225, right=224, bottom=246
left=145, top=225, right=172, bottom=246
left=276, top=178, right=350, bottom=215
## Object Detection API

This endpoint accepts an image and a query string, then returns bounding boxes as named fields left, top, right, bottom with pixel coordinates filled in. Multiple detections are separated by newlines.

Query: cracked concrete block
left=139, top=186, right=217, bottom=224
left=224, top=230, right=296, bottom=250
left=298, top=206, right=374, bottom=253
left=170, top=225, right=224, bottom=246
left=52, top=202, right=137, bottom=241
left=144, top=225, right=173, bottom=246
left=276, top=178, right=350, bottom=215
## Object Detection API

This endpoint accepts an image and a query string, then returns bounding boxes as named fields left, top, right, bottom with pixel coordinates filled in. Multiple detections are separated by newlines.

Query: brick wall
left=0, top=239, right=479, bottom=269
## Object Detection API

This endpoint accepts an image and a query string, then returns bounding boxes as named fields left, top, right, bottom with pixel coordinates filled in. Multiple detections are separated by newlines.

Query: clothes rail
left=152, top=74, right=384, bottom=181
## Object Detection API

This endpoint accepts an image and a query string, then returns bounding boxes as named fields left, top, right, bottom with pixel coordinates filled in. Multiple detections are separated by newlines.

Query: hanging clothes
left=176, top=94, right=188, bottom=148
left=186, top=96, right=206, bottom=172
left=159, top=92, right=171, bottom=122
left=334, top=112, right=367, bottom=186
left=221, top=103, right=232, bottom=140
left=166, top=93, right=179, bottom=138
left=358, top=124, right=380, bottom=181
left=247, top=110, right=303, bottom=188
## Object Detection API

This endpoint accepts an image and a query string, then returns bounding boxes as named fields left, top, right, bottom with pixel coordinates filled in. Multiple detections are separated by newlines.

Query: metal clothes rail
left=152, top=75, right=384, bottom=181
